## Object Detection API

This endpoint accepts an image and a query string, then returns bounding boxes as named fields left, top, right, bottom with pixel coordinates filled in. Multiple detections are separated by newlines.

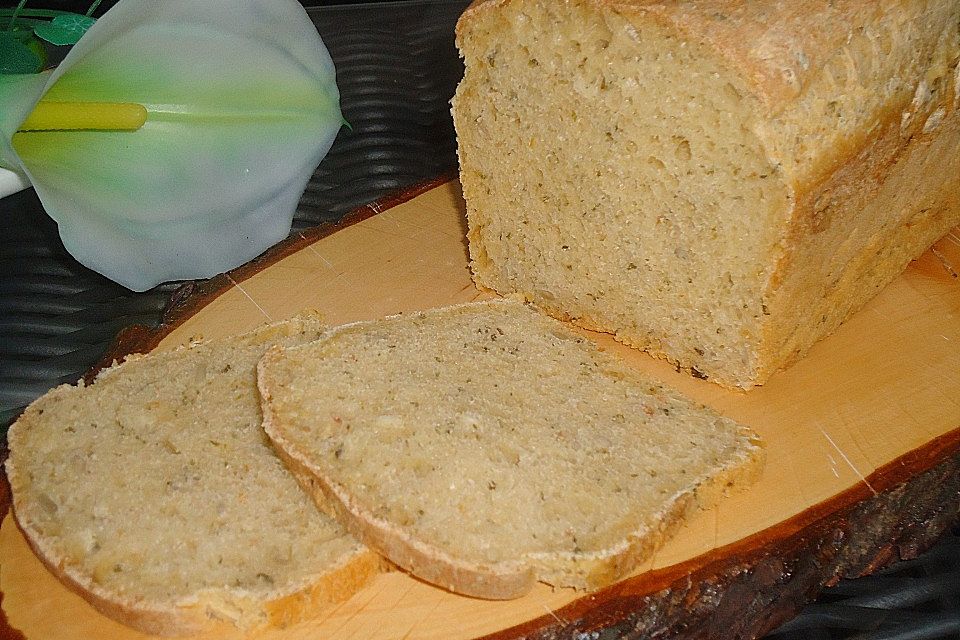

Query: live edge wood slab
left=1, top=178, right=958, bottom=640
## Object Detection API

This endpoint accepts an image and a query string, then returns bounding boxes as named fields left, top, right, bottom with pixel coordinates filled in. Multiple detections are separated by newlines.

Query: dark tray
left=0, top=2, right=956, bottom=639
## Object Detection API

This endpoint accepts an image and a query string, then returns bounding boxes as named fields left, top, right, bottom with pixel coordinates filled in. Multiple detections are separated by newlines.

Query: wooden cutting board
left=2, top=178, right=959, bottom=640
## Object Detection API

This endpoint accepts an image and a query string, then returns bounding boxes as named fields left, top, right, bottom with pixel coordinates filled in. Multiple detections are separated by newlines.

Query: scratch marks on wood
left=308, top=594, right=353, bottom=636
left=825, top=452, right=840, bottom=478
left=539, top=598, right=570, bottom=627
left=368, top=203, right=411, bottom=237
left=397, top=588, right=445, bottom=640
left=819, top=427, right=877, bottom=495
left=931, top=246, right=959, bottom=279
left=226, top=274, right=273, bottom=322
left=712, top=500, right=720, bottom=553
left=298, top=231, right=335, bottom=269
left=321, top=576, right=395, bottom=639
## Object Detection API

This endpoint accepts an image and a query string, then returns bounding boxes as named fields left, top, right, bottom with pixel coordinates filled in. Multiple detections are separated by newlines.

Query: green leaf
left=33, top=13, right=96, bottom=46
left=0, top=31, right=43, bottom=74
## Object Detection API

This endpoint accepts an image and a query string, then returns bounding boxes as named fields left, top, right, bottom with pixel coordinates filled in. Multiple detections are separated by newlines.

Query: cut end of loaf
left=259, top=299, right=764, bottom=599
left=454, top=0, right=960, bottom=389
left=452, top=0, right=791, bottom=388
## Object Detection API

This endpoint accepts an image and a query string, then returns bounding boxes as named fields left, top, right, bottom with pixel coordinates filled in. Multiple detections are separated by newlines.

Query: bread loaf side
left=4, top=316, right=381, bottom=636
left=452, top=0, right=960, bottom=388
left=259, top=299, right=763, bottom=599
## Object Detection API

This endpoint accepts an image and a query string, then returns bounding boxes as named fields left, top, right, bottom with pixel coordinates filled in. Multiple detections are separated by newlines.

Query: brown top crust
left=612, top=0, right=893, bottom=111
left=457, top=0, right=960, bottom=189
left=460, top=0, right=949, bottom=111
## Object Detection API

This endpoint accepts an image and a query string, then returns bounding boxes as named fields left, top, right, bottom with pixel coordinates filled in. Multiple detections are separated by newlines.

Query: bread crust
left=10, top=499, right=381, bottom=636
left=259, top=346, right=537, bottom=600
left=455, top=0, right=960, bottom=388
left=460, top=0, right=883, bottom=108
left=9, top=487, right=211, bottom=636
left=759, top=95, right=960, bottom=383
left=4, top=316, right=381, bottom=636
left=258, top=301, right=766, bottom=599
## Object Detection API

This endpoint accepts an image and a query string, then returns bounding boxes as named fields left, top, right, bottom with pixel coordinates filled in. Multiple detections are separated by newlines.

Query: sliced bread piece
left=258, top=299, right=763, bottom=599
left=4, top=316, right=381, bottom=636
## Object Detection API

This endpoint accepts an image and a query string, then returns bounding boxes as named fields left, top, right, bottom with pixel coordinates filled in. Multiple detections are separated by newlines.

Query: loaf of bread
left=452, top=0, right=960, bottom=388
left=258, top=299, right=763, bottom=599
left=4, top=316, right=381, bottom=636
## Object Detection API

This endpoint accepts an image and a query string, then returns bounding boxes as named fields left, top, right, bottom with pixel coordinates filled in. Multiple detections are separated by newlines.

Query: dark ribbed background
left=0, top=2, right=956, bottom=638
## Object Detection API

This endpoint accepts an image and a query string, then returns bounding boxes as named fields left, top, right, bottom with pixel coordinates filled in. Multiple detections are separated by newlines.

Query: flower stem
left=18, top=101, right=147, bottom=132
left=85, top=0, right=103, bottom=17
left=6, top=0, right=28, bottom=31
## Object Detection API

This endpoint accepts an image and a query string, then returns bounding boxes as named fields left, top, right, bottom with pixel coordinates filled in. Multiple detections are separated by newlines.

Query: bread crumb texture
left=5, top=315, right=378, bottom=636
left=452, top=0, right=960, bottom=388
left=260, top=299, right=763, bottom=599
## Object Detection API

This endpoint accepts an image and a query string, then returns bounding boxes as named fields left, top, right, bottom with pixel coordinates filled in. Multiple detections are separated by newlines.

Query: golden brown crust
left=257, top=303, right=766, bottom=599
left=260, top=546, right=385, bottom=630
left=455, top=0, right=960, bottom=388
left=263, top=375, right=764, bottom=599
left=4, top=316, right=381, bottom=636
left=758, top=68, right=960, bottom=382
left=8, top=481, right=210, bottom=636
left=612, top=1, right=885, bottom=111
left=462, top=0, right=958, bottom=189
left=258, top=348, right=537, bottom=600
left=10, top=488, right=382, bottom=637
left=461, top=0, right=946, bottom=111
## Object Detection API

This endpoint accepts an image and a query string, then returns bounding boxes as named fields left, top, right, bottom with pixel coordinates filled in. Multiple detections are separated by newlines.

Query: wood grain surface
left=1, top=179, right=959, bottom=640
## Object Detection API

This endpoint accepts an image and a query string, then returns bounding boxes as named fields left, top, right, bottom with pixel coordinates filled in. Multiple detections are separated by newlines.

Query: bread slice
left=258, top=299, right=763, bottom=599
left=452, top=0, right=960, bottom=388
left=4, top=316, right=381, bottom=636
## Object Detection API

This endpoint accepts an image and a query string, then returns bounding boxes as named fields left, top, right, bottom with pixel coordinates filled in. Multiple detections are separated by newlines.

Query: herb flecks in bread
left=452, top=0, right=960, bottom=388
left=259, top=299, right=763, bottom=599
left=5, top=316, right=380, bottom=636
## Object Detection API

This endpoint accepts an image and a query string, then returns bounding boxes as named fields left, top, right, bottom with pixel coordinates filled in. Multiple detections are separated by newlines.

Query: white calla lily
left=0, top=0, right=343, bottom=291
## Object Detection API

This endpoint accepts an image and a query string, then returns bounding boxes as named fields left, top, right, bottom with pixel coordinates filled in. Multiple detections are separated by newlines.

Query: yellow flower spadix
left=18, top=101, right=147, bottom=132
